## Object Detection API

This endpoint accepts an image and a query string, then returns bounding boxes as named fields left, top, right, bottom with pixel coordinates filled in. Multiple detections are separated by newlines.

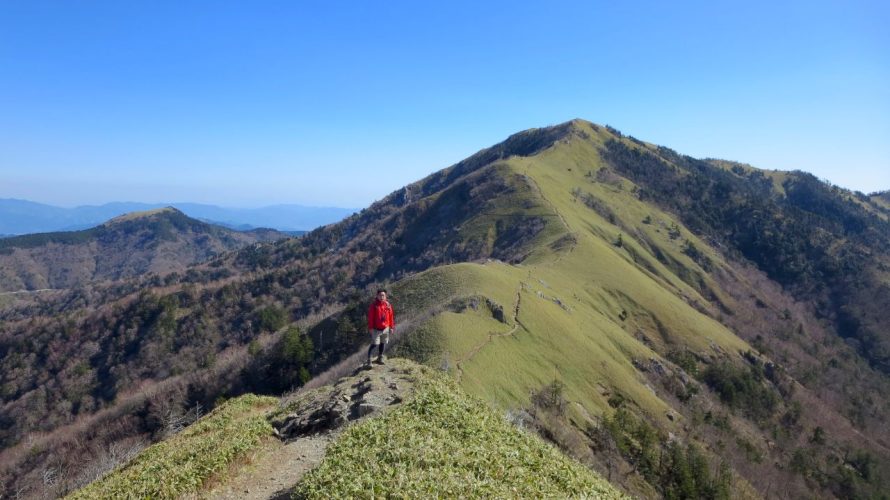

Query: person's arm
left=367, top=304, right=374, bottom=332
left=390, top=306, right=396, bottom=332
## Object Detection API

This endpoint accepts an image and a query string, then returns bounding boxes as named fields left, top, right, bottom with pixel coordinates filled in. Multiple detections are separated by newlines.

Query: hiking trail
left=455, top=285, right=523, bottom=383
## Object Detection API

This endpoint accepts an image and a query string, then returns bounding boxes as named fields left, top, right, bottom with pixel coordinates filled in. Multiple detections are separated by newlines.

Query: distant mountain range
left=0, top=199, right=357, bottom=235
left=0, top=207, right=288, bottom=292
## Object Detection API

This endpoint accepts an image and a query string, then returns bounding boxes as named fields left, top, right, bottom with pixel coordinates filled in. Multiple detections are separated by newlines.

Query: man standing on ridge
left=367, top=288, right=395, bottom=367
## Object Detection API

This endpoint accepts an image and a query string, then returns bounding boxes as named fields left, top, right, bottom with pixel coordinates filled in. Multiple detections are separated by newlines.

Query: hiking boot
left=364, top=359, right=373, bottom=369
left=375, top=356, right=386, bottom=365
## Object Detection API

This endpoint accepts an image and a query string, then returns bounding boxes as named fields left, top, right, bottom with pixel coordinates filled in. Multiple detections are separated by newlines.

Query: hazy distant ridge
left=0, top=207, right=288, bottom=291
left=0, top=199, right=356, bottom=234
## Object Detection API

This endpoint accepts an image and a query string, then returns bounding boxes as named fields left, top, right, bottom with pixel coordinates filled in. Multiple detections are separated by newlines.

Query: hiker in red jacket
left=366, top=288, right=395, bottom=366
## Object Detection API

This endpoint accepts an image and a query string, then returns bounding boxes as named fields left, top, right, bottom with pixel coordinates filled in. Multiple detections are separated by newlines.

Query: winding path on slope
left=454, top=285, right=524, bottom=384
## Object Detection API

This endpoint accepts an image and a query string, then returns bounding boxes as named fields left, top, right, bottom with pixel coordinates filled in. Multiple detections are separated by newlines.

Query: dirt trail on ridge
left=199, top=359, right=424, bottom=499
left=199, top=435, right=330, bottom=500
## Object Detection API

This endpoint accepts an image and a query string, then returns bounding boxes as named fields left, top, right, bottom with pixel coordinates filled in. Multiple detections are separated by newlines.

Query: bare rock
left=270, top=358, right=423, bottom=442
left=356, top=403, right=379, bottom=417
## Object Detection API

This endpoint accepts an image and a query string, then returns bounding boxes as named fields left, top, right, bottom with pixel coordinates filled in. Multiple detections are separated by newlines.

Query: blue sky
left=1, top=1, right=887, bottom=208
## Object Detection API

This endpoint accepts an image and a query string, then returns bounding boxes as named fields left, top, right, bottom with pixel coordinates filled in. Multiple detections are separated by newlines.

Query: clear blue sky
left=1, top=1, right=887, bottom=208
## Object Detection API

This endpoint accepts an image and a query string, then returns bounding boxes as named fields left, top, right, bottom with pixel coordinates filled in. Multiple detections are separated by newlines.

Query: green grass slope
left=392, top=121, right=750, bottom=423
left=383, top=120, right=890, bottom=498
left=68, top=360, right=623, bottom=499
left=293, top=361, right=625, bottom=499
left=68, top=394, right=277, bottom=499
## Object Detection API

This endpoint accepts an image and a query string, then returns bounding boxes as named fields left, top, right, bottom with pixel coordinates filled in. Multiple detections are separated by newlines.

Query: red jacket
left=367, top=299, right=395, bottom=330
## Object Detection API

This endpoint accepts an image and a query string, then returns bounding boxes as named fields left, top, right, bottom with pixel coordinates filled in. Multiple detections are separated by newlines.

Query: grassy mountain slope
left=392, top=123, right=762, bottom=416
left=68, top=393, right=277, bottom=499
left=386, top=121, right=889, bottom=497
left=3, top=120, right=889, bottom=498
left=0, top=207, right=286, bottom=292
left=293, top=361, right=625, bottom=499
left=70, top=359, right=625, bottom=499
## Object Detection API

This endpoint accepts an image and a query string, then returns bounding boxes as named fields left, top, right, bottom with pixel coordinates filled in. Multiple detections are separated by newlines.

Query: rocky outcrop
left=269, top=359, right=421, bottom=441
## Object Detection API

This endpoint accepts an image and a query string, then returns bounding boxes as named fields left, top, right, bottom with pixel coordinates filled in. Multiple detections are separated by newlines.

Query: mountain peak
left=104, top=206, right=183, bottom=225
left=503, top=118, right=620, bottom=151
left=565, top=117, right=595, bottom=129
left=474, top=118, right=601, bottom=161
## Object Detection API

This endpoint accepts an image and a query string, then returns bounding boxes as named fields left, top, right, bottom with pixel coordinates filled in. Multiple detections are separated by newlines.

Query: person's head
left=376, top=289, right=387, bottom=302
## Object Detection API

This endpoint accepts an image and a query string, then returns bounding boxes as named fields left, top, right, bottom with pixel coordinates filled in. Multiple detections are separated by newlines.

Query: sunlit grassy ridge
left=68, top=394, right=277, bottom=499
left=69, top=360, right=624, bottom=499
left=292, top=362, right=626, bottom=499
left=391, top=120, right=752, bottom=425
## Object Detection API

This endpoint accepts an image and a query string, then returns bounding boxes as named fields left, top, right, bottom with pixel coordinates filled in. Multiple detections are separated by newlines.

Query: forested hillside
left=0, top=207, right=286, bottom=292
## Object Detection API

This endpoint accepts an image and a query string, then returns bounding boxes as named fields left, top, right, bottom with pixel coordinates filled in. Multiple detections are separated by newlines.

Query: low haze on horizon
left=1, top=1, right=888, bottom=208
